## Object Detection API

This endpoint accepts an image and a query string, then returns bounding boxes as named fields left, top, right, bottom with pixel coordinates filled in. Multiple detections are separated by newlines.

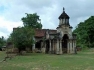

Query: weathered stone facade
left=33, top=8, right=76, bottom=54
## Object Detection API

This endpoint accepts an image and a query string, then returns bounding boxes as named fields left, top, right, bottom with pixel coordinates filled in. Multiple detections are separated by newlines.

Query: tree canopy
left=21, top=13, right=42, bottom=29
left=11, top=27, right=34, bottom=52
left=73, top=16, right=94, bottom=48
left=0, top=36, right=6, bottom=49
left=8, top=13, right=42, bottom=53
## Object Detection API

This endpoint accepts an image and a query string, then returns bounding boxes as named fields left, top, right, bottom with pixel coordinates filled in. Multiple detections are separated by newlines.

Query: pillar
left=54, top=40, right=57, bottom=54
left=32, top=37, right=35, bottom=52
left=41, top=42, right=46, bottom=53
left=69, top=42, right=70, bottom=53
left=32, top=44, right=35, bottom=52
left=60, top=40, right=62, bottom=54
left=67, top=40, right=69, bottom=53
left=49, top=40, right=51, bottom=53
left=72, top=40, right=73, bottom=53
left=53, top=40, right=55, bottom=53
left=72, top=40, right=75, bottom=53
left=56, top=39, right=59, bottom=54
left=41, top=41, right=43, bottom=51
left=70, top=40, right=72, bottom=53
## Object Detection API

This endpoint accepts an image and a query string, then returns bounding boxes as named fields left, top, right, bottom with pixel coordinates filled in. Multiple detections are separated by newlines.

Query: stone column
left=53, top=40, right=54, bottom=53
left=54, top=40, right=57, bottom=54
left=60, top=40, right=62, bottom=54
left=56, top=39, right=59, bottom=54
left=75, top=40, right=77, bottom=54
left=44, top=42, right=46, bottom=53
left=32, top=37, right=35, bottom=52
left=41, top=42, right=46, bottom=53
left=32, top=44, right=35, bottom=52
left=72, top=40, right=73, bottom=53
left=70, top=40, right=72, bottom=53
left=41, top=41, right=43, bottom=51
left=68, top=42, right=70, bottom=53
left=73, top=40, right=75, bottom=53
left=67, top=40, right=69, bottom=53
left=49, top=40, right=51, bottom=53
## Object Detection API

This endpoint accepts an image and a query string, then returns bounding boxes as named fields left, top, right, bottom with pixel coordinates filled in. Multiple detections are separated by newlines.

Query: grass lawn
left=0, top=49, right=94, bottom=70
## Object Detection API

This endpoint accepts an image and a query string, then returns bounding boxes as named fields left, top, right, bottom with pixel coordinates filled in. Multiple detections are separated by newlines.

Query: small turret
left=59, top=7, right=70, bottom=25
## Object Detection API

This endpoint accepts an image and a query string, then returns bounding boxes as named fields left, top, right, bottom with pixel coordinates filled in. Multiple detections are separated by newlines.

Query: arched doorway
left=62, top=34, right=69, bottom=53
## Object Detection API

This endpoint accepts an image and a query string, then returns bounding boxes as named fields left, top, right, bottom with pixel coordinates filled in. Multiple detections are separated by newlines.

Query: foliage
left=73, top=16, right=94, bottom=48
left=8, top=13, right=43, bottom=52
left=7, top=35, right=12, bottom=43
left=21, top=13, right=42, bottom=29
left=0, top=36, right=6, bottom=49
left=10, top=27, right=34, bottom=52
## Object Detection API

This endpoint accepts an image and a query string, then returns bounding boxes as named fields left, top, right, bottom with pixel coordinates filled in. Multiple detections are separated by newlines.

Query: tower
left=57, top=7, right=73, bottom=39
left=56, top=7, right=75, bottom=54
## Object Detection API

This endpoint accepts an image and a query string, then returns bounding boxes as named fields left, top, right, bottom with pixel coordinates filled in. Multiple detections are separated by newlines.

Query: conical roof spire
left=59, top=7, right=69, bottom=19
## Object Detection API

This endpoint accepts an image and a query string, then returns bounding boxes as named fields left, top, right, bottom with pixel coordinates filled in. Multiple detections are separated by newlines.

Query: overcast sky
left=0, top=0, right=94, bottom=38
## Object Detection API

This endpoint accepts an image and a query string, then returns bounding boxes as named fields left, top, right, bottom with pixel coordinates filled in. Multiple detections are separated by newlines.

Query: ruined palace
left=33, top=8, right=76, bottom=54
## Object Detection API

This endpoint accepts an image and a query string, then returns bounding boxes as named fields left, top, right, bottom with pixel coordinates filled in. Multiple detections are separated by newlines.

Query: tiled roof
left=35, top=29, right=57, bottom=37
left=13, top=28, right=57, bottom=37
left=35, top=29, right=46, bottom=37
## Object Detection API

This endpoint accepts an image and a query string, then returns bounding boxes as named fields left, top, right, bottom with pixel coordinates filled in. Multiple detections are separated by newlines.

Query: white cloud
left=0, top=16, right=23, bottom=38
left=0, top=0, right=94, bottom=38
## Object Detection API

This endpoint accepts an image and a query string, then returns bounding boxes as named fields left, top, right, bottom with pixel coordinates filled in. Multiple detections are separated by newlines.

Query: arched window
left=66, top=19, right=69, bottom=24
left=63, top=18, right=65, bottom=23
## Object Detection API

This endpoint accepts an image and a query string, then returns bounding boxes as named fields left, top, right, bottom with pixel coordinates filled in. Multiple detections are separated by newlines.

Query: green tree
left=73, top=16, right=94, bottom=48
left=21, top=13, right=42, bottom=29
left=0, top=36, right=6, bottom=49
left=85, top=16, right=94, bottom=47
left=9, top=13, right=42, bottom=53
left=11, top=27, right=34, bottom=53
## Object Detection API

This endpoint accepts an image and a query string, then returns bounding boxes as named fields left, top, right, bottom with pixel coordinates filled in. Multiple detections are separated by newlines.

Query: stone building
left=33, top=8, right=76, bottom=54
